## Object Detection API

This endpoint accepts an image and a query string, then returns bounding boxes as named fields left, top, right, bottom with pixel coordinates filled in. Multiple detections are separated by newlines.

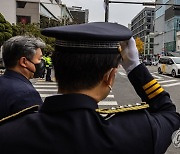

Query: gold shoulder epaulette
left=96, top=102, right=149, bottom=114
left=0, top=105, right=39, bottom=123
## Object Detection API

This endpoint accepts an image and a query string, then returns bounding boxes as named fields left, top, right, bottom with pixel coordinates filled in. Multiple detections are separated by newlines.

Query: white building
left=154, top=0, right=180, bottom=55
left=0, top=0, right=73, bottom=26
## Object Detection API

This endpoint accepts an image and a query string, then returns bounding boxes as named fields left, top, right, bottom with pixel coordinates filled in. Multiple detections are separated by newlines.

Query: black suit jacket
left=0, top=70, right=42, bottom=119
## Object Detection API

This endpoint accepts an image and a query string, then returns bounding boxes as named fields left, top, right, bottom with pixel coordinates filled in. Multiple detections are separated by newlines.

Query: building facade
left=68, top=6, right=89, bottom=24
left=131, top=7, right=155, bottom=56
left=0, top=0, right=73, bottom=27
left=154, top=0, right=180, bottom=55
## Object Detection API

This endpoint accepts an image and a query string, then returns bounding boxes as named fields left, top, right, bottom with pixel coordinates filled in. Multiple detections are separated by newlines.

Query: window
left=16, top=1, right=27, bottom=8
left=17, top=16, right=31, bottom=24
left=172, top=57, right=180, bottom=64
left=150, top=44, right=154, bottom=48
left=150, top=38, right=154, bottom=42
left=159, top=58, right=168, bottom=64
left=155, top=6, right=165, bottom=19
left=168, top=59, right=174, bottom=64
left=147, top=24, right=151, bottom=29
left=147, top=17, right=151, bottom=23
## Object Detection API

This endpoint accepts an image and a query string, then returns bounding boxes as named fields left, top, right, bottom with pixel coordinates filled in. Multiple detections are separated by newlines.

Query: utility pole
left=104, top=0, right=109, bottom=22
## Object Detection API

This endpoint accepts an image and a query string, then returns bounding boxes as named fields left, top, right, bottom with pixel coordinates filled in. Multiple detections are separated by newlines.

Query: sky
left=61, top=0, right=155, bottom=27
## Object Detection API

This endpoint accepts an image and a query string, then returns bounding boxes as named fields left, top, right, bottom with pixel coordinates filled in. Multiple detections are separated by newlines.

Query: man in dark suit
left=0, top=22, right=179, bottom=154
left=0, top=36, right=45, bottom=119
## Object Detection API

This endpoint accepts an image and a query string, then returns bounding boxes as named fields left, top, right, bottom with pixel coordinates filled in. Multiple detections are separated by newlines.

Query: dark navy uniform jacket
left=0, top=64, right=179, bottom=154
left=0, top=70, right=43, bottom=119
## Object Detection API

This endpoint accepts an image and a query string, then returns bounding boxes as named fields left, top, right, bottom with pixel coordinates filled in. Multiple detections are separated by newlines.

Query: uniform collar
left=4, top=70, right=31, bottom=84
left=40, top=94, right=99, bottom=113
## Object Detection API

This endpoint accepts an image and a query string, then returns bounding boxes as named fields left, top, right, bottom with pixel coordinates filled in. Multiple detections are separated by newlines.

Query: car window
left=168, top=59, right=174, bottom=64
left=172, top=58, right=180, bottom=64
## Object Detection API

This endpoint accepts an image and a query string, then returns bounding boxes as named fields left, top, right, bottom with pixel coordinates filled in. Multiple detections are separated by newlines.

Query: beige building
left=0, top=0, right=73, bottom=27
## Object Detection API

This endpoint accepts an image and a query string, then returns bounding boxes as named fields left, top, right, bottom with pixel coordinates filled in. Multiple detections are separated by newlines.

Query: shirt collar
left=40, top=94, right=99, bottom=113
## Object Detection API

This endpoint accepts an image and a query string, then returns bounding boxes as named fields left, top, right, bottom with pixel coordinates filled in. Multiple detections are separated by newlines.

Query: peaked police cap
left=41, top=22, right=133, bottom=53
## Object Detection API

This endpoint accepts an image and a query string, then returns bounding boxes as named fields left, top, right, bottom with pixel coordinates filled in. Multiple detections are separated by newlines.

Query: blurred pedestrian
left=0, top=36, right=45, bottom=119
left=0, top=22, right=179, bottom=154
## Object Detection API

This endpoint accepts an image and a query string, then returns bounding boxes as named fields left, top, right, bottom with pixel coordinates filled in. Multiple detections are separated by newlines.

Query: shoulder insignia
left=0, top=105, right=39, bottom=123
left=96, top=102, right=149, bottom=114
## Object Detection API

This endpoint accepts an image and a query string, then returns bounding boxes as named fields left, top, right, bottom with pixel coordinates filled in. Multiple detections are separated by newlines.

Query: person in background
left=44, top=52, right=53, bottom=82
left=0, top=22, right=179, bottom=154
left=0, top=36, right=45, bottom=120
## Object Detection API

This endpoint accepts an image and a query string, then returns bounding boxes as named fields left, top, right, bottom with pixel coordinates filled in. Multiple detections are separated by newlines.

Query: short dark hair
left=2, top=36, right=45, bottom=68
left=52, top=47, right=121, bottom=92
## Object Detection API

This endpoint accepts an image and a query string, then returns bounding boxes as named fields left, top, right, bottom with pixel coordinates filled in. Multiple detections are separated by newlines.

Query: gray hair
left=2, top=35, right=46, bottom=68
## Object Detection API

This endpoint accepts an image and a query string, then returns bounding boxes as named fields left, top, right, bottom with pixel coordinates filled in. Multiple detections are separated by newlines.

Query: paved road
left=113, top=65, right=180, bottom=154
left=31, top=78, right=117, bottom=108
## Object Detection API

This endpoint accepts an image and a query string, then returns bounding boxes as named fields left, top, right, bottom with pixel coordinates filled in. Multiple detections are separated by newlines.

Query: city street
left=1, top=0, right=180, bottom=153
left=113, top=65, right=180, bottom=113
left=32, top=65, right=180, bottom=154
left=114, top=65, right=180, bottom=154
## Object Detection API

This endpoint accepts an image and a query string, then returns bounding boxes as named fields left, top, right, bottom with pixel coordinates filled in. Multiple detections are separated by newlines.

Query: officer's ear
left=19, top=57, right=28, bottom=67
left=103, top=68, right=117, bottom=87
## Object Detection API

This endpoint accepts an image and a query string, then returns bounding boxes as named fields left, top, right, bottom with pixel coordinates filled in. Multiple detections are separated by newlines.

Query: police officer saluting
left=0, top=22, right=179, bottom=154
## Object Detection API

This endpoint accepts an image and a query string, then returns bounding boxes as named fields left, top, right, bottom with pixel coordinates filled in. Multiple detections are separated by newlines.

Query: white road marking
left=152, top=72, right=174, bottom=78
left=155, top=78, right=164, bottom=81
left=158, top=74, right=174, bottom=79
left=40, top=94, right=56, bottom=98
left=151, top=73, right=163, bottom=79
left=158, top=80, right=177, bottom=84
left=98, top=101, right=118, bottom=106
left=34, top=85, right=57, bottom=88
left=163, top=82, right=180, bottom=87
left=107, top=95, right=114, bottom=98
left=118, top=72, right=126, bottom=76
left=36, top=89, right=58, bottom=92
left=35, top=82, right=57, bottom=85
left=35, top=81, right=117, bottom=106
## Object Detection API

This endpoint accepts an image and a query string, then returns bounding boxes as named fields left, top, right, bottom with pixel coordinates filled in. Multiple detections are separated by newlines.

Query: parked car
left=158, top=56, right=180, bottom=77
left=152, top=60, right=159, bottom=66
left=143, top=59, right=152, bottom=66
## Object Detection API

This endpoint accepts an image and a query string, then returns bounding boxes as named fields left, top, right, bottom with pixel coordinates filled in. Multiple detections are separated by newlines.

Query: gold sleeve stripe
left=148, top=87, right=164, bottom=99
left=143, top=79, right=157, bottom=90
left=145, top=83, right=161, bottom=94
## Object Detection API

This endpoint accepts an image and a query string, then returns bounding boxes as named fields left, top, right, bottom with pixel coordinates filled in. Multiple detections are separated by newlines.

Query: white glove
left=120, top=37, right=140, bottom=74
